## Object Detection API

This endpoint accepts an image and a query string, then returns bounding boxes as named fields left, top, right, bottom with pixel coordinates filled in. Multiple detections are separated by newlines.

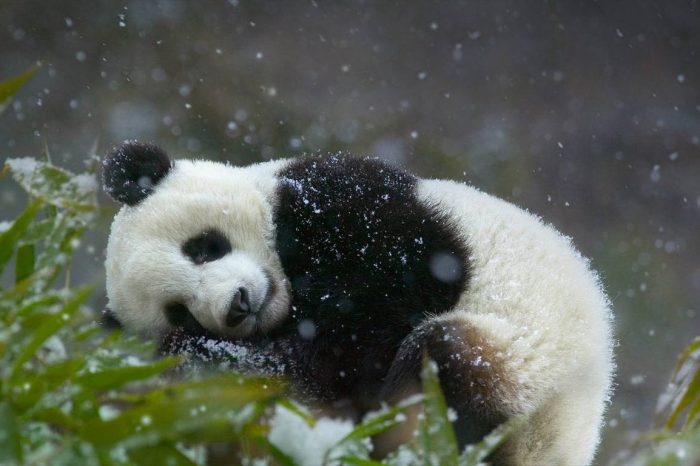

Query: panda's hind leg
left=381, top=314, right=515, bottom=451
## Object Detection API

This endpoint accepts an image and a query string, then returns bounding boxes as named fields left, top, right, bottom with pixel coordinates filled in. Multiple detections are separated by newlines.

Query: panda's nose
left=226, top=287, right=251, bottom=327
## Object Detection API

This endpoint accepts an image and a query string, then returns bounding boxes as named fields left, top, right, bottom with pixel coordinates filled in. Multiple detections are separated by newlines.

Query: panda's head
left=103, top=141, right=291, bottom=339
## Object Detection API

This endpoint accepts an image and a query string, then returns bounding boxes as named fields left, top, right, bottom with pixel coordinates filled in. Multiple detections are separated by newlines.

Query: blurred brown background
left=1, top=1, right=698, bottom=463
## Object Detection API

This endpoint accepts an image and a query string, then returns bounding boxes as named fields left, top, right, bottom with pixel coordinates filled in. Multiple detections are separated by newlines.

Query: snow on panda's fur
left=103, top=141, right=614, bottom=466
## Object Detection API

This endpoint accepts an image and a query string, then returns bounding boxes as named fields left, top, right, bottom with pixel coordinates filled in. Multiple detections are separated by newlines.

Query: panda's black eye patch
left=182, top=229, right=232, bottom=264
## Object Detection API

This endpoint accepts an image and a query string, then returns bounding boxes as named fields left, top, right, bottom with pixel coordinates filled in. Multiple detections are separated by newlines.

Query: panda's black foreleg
left=381, top=319, right=509, bottom=450
left=100, top=308, right=123, bottom=330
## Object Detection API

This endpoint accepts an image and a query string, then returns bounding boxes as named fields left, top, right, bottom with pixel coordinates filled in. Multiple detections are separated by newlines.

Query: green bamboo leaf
left=255, top=436, right=298, bottom=466
left=0, top=64, right=40, bottom=115
left=621, top=428, right=700, bottom=466
left=684, top=397, right=700, bottom=429
left=12, top=358, right=86, bottom=413
left=5, top=158, right=97, bottom=210
left=0, top=200, right=41, bottom=274
left=339, top=404, right=407, bottom=444
left=667, top=368, right=700, bottom=428
left=420, top=356, right=459, bottom=466
left=14, top=243, right=35, bottom=284
left=458, top=416, right=524, bottom=465
left=76, top=357, right=179, bottom=391
left=20, top=218, right=54, bottom=244
left=339, top=457, right=387, bottom=466
left=8, top=376, right=45, bottom=414
left=84, top=401, right=227, bottom=448
left=32, top=224, right=88, bottom=293
left=79, top=376, right=282, bottom=449
left=142, top=375, right=283, bottom=405
left=0, top=270, right=47, bottom=302
left=128, top=443, right=198, bottom=466
left=7, top=286, right=92, bottom=384
left=73, top=322, right=105, bottom=342
left=1, top=312, right=53, bottom=374
left=0, top=401, right=22, bottom=464
left=659, top=334, right=700, bottom=429
left=40, top=357, right=86, bottom=385
left=277, top=398, right=316, bottom=427
left=672, top=338, right=700, bottom=375
left=29, top=407, right=80, bottom=431
left=14, top=293, right=62, bottom=319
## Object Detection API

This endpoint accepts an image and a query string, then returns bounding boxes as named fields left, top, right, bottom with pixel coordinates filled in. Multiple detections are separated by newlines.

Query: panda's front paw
left=99, top=308, right=122, bottom=330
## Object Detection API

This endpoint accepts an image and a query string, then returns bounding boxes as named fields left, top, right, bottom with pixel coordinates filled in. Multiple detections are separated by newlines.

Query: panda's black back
left=272, top=154, right=470, bottom=402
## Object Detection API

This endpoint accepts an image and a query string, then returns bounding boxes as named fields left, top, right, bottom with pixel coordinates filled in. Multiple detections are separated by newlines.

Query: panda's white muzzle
left=190, top=252, right=270, bottom=337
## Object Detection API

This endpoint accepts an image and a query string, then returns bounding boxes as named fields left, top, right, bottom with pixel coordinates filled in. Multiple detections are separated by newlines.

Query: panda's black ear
left=102, top=141, right=173, bottom=206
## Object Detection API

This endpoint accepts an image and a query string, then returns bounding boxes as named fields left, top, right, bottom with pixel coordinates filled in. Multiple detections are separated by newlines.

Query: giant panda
left=102, top=141, right=614, bottom=466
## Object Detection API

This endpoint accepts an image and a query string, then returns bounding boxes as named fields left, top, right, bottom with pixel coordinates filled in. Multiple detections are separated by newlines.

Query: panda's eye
left=182, top=229, right=232, bottom=264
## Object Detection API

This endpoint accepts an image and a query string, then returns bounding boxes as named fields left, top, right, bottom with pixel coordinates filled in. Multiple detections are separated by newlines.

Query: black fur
left=165, top=302, right=210, bottom=335
left=182, top=229, right=232, bottom=265
left=382, top=321, right=508, bottom=447
left=103, top=142, right=172, bottom=206
left=100, top=308, right=123, bottom=330
left=271, top=154, right=470, bottom=404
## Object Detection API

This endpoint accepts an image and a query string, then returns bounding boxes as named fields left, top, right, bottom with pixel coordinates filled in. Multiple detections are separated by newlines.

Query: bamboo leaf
left=340, top=404, right=407, bottom=444
left=672, top=338, right=700, bottom=375
left=29, top=407, right=80, bottom=431
left=665, top=338, right=700, bottom=429
left=0, top=200, right=41, bottom=274
left=128, top=443, right=198, bottom=466
left=0, top=64, right=40, bottom=115
left=12, top=358, right=86, bottom=413
left=459, top=416, right=524, bottom=465
left=79, top=376, right=281, bottom=449
left=14, top=244, right=35, bottom=284
left=419, top=356, right=459, bottom=466
left=0, top=402, right=22, bottom=464
left=20, top=218, right=54, bottom=244
left=76, top=357, right=179, bottom=391
left=15, top=293, right=62, bottom=319
left=5, top=158, right=97, bottom=210
left=255, top=436, right=298, bottom=466
left=339, top=457, right=387, bottom=466
left=668, top=369, right=700, bottom=428
left=685, top=397, right=700, bottom=429
left=277, top=398, right=316, bottom=427
left=7, top=286, right=92, bottom=384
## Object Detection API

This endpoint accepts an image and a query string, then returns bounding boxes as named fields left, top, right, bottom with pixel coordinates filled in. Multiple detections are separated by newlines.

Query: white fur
left=106, top=157, right=613, bottom=465
left=105, top=158, right=292, bottom=338
left=418, top=179, right=614, bottom=466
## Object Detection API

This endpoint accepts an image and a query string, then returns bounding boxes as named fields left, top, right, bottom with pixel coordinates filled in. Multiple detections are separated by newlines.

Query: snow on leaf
left=268, top=404, right=369, bottom=466
left=5, top=158, right=98, bottom=212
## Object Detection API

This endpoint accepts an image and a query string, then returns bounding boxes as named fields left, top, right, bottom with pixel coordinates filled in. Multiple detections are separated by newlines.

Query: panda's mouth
left=165, top=302, right=210, bottom=336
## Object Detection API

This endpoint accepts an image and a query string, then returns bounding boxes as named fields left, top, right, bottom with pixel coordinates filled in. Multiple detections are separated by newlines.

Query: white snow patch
left=446, top=407, right=458, bottom=422
left=629, top=374, right=645, bottom=385
left=41, top=336, right=67, bottom=363
left=98, top=405, right=121, bottom=421
left=389, top=444, right=420, bottom=466
left=268, top=405, right=358, bottom=466
left=123, top=355, right=147, bottom=367
left=650, top=164, right=661, bottom=183
left=6, top=157, right=38, bottom=177
left=174, top=337, right=287, bottom=376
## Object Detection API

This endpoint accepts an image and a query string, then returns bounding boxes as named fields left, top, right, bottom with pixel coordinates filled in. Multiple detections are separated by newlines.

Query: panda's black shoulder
left=273, top=154, right=422, bottom=268
left=272, top=153, right=470, bottom=325
left=277, top=153, right=417, bottom=208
